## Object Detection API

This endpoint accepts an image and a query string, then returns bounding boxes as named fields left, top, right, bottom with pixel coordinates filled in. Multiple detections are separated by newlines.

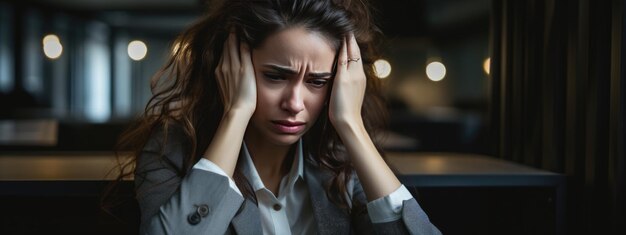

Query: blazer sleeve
left=349, top=173, right=442, bottom=235
left=134, top=124, right=245, bottom=234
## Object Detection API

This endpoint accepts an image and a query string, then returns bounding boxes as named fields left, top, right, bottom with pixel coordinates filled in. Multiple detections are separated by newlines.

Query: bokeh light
left=426, top=61, right=446, bottom=82
left=128, top=40, right=147, bottom=61
left=42, top=34, right=63, bottom=59
left=483, top=57, right=491, bottom=75
left=373, top=59, right=392, bottom=79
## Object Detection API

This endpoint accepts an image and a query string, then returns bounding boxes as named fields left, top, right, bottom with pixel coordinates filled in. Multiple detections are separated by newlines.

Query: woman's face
left=247, top=27, right=336, bottom=147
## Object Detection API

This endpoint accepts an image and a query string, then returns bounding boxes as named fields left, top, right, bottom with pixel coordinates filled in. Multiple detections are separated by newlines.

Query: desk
left=386, top=152, right=565, bottom=235
left=0, top=153, right=136, bottom=234
left=0, top=152, right=127, bottom=197
left=0, top=152, right=565, bottom=235
left=386, top=152, right=565, bottom=187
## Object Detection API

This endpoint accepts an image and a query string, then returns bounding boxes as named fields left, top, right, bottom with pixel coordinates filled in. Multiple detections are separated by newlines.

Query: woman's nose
left=281, top=84, right=305, bottom=114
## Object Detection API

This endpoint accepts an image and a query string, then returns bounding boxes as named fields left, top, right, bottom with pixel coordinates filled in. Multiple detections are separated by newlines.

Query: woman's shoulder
left=139, top=120, right=191, bottom=171
left=144, top=120, right=188, bottom=148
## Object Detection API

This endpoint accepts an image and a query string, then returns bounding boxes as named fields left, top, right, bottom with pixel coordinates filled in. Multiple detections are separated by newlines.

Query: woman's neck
left=244, top=136, right=295, bottom=180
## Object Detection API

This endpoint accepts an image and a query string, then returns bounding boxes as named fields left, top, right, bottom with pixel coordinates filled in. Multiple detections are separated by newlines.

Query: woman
left=119, top=0, right=441, bottom=234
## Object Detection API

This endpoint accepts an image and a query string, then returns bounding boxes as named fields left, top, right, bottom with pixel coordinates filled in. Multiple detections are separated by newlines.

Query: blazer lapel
left=304, top=157, right=351, bottom=235
left=230, top=198, right=263, bottom=235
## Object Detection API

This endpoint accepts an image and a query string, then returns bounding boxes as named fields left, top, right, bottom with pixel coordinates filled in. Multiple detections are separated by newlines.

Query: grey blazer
left=135, top=125, right=441, bottom=235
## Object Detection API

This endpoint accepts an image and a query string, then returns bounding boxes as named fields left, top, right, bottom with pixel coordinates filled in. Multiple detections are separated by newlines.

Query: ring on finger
left=348, top=58, right=360, bottom=63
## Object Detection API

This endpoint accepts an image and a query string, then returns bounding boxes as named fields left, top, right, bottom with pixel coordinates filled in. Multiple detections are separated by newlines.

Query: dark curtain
left=490, top=0, right=625, bottom=234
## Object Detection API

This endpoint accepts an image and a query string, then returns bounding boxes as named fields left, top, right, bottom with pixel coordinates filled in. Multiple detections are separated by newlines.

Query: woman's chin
left=268, top=134, right=302, bottom=146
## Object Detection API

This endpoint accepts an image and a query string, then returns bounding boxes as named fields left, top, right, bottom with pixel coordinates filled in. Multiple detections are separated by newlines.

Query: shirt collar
left=241, top=139, right=304, bottom=192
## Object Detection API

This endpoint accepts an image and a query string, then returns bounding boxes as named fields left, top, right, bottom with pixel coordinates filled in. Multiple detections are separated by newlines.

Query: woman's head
left=219, top=0, right=385, bottom=147
left=227, top=0, right=353, bottom=50
left=121, top=0, right=386, bottom=209
left=246, top=26, right=335, bottom=147
left=149, top=0, right=385, bottom=153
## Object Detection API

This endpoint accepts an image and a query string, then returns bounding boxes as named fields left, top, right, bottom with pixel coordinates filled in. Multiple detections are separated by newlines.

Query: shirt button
left=273, top=204, right=282, bottom=211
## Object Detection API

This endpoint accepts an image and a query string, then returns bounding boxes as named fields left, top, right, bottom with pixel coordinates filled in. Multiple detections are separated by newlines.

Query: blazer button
left=273, top=204, right=282, bottom=211
left=188, top=212, right=201, bottom=225
left=197, top=204, right=210, bottom=217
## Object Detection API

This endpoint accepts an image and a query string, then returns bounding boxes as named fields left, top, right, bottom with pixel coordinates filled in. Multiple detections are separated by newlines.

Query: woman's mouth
left=271, top=120, right=306, bottom=134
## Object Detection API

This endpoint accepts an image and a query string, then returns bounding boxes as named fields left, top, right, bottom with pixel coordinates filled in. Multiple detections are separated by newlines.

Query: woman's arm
left=203, top=32, right=257, bottom=177
left=329, top=34, right=400, bottom=201
left=135, top=124, right=245, bottom=234
left=330, top=34, right=441, bottom=234
left=135, top=32, right=257, bottom=234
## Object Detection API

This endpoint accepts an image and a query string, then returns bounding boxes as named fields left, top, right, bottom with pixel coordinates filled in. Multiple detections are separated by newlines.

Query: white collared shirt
left=194, top=139, right=413, bottom=234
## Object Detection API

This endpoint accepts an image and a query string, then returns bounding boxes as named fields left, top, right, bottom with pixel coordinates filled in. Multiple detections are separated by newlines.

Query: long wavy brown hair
left=103, top=0, right=387, bottom=216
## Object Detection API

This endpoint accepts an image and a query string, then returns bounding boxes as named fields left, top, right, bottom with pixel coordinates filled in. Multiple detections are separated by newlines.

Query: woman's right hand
left=203, top=32, right=256, bottom=177
left=215, top=32, right=257, bottom=118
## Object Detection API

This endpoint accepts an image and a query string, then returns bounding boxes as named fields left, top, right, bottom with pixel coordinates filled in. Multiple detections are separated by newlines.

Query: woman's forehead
left=253, top=27, right=337, bottom=72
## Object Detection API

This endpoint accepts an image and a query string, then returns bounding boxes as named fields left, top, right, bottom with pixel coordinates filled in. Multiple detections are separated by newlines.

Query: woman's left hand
left=329, top=33, right=366, bottom=128
left=329, top=34, right=403, bottom=202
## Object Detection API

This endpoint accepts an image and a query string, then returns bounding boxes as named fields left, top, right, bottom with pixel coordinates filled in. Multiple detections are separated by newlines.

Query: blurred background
left=0, top=0, right=491, bottom=153
left=0, top=0, right=624, bottom=235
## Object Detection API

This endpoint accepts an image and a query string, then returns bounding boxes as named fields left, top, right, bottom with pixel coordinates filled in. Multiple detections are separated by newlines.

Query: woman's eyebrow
left=263, top=64, right=332, bottom=78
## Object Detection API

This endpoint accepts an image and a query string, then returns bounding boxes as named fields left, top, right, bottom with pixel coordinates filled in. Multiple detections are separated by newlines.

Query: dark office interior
left=0, top=0, right=624, bottom=234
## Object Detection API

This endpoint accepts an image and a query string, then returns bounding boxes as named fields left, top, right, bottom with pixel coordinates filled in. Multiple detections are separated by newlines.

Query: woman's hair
left=105, top=0, right=387, bottom=213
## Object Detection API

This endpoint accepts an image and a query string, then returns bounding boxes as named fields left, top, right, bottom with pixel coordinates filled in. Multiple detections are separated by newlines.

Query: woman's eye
left=264, top=74, right=285, bottom=81
left=308, top=79, right=329, bottom=87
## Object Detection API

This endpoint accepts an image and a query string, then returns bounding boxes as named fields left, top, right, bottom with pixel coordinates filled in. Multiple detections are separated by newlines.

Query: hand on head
left=329, top=33, right=367, bottom=127
left=215, top=32, right=257, bottom=118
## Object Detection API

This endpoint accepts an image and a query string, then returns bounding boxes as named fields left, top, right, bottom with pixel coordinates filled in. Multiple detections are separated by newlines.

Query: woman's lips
left=272, top=120, right=305, bottom=134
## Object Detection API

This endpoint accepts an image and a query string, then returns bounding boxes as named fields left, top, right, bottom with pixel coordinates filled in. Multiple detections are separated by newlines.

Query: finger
left=222, top=33, right=231, bottom=72
left=228, top=32, right=240, bottom=69
left=336, top=36, right=349, bottom=77
left=239, top=42, right=254, bottom=80
left=240, top=41, right=254, bottom=74
left=216, top=61, right=228, bottom=105
left=347, top=33, right=363, bottom=70
left=240, top=41, right=257, bottom=102
left=216, top=45, right=224, bottom=79
left=217, top=36, right=229, bottom=105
